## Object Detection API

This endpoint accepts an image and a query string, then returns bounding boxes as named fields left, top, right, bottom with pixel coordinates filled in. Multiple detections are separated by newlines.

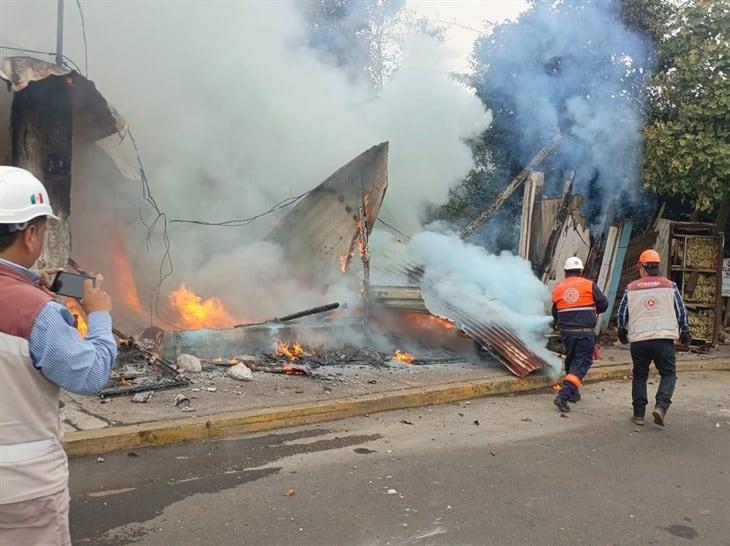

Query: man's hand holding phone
left=81, top=274, right=112, bottom=315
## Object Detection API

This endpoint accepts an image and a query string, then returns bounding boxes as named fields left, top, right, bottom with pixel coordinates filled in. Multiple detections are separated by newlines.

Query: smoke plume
left=473, top=0, right=652, bottom=219
left=1, top=0, right=489, bottom=328
left=372, top=229, right=560, bottom=370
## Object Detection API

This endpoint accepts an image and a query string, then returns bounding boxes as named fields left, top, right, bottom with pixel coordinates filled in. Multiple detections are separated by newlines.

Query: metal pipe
left=56, top=0, right=65, bottom=66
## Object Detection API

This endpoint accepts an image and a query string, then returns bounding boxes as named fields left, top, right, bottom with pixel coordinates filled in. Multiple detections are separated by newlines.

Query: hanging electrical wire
left=126, top=130, right=174, bottom=322
left=169, top=191, right=310, bottom=227
left=74, top=0, right=89, bottom=76
left=0, top=44, right=83, bottom=73
left=376, top=217, right=410, bottom=240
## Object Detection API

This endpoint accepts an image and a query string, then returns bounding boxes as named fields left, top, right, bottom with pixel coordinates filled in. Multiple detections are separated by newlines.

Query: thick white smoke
left=2, top=1, right=490, bottom=328
left=384, top=230, right=560, bottom=370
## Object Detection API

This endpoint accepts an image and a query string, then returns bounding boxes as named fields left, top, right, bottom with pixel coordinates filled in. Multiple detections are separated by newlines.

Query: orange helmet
left=639, top=249, right=661, bottom=265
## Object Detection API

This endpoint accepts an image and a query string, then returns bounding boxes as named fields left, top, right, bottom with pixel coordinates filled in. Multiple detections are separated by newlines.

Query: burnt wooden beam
left=461, top=135, right=561, bottom=239
left=11, top=74, right=74, bottom=269
left=538, top=170, right=576, bottom=280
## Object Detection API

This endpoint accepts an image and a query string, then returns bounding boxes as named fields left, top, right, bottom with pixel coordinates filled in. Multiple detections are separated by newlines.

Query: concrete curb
left=64, top=358, right=730, bottom=458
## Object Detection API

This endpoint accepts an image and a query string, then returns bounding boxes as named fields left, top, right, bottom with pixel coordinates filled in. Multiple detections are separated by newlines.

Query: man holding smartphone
left=0, top=166, right=117, bottom=545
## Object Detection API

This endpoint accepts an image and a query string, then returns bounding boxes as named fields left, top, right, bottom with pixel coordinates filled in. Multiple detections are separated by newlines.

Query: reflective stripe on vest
left=557, top=306, right=596, bottom=313
left=0, top=439, right=61, bottom=464
left=552, top=277, right=596, bottom=310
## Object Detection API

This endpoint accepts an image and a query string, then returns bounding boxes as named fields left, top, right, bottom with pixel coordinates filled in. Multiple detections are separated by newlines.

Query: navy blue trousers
left=630, top=339, right=677, bottom=416
left=558, top=331, right=596, bottom=401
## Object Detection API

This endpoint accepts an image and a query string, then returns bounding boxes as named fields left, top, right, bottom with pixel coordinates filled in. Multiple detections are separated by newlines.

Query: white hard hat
left=0, top=166, right=58, bottom=229
left=564, top=256, right=584, bottom=271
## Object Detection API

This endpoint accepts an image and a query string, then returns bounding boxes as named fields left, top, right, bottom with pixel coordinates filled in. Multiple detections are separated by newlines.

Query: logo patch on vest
left=644, top=297, right=657, bottom=308
left=563, top=288, right=580, bottom=304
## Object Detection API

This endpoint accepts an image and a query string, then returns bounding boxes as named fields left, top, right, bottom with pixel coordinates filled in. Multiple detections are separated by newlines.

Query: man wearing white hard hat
left=550, top=256, right=608, bottom=413
left=0, top=166, right=117, bottom=545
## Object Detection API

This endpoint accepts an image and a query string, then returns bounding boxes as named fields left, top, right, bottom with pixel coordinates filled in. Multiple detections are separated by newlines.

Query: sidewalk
left=62, top=345, right=730, bottom=457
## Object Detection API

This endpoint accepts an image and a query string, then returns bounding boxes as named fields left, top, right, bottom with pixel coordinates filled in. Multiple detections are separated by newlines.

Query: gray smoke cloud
left=473, top=0, right=652, bottom=219
left=371, top=228, right=560, bottom=371
left=1, top=1, right=490, bottom=329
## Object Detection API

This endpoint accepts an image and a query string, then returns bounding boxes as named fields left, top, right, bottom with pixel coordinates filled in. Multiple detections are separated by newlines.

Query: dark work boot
left=652, top=407, right=666, bottom=426
left=569, top=391, right=581, bottom=404
left=553, top=396, right=570, bottom=413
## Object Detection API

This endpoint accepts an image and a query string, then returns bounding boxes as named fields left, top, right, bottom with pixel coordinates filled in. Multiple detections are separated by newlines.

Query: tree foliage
left=642, top=1, right=730, bottom=213
left=305, top=0, right=444, bottom=89
left=431, top=0, right=652, bottom=236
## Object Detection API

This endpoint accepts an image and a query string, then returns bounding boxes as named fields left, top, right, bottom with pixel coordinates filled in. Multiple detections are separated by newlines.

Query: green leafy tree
left=642, top=1, right=730, bottom=213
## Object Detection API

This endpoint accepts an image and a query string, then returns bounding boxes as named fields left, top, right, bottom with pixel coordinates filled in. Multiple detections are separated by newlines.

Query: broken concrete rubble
left=228, top=363, right=254, bottom=381
left=176, top=354, right=202, bottom=373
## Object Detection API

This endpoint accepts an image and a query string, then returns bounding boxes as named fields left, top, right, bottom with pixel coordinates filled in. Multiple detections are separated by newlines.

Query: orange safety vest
left=552, top=276, right=596, bottom=312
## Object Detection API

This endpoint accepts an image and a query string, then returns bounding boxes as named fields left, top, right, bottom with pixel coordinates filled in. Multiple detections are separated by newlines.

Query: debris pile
left=100, top=330, right=189, bottom=398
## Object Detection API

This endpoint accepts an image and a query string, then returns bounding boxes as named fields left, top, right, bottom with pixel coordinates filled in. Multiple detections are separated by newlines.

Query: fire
left=112, top=229, right=143, bottom=314
left=66, top=299, right=88, bottom=337
left=275, top=339, right=305, bottom=361
left=168, top=283, right=235, bottom=329
left=282, top=363, right=308, bottom=376
left=339, top=214, right=365, bottom=273
left=430, top=316, right=455, bottom=330
left=393, top=350, right=415, bottom=364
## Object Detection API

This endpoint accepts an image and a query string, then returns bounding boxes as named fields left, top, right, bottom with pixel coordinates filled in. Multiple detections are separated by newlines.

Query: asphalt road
left=70, top=371, right=730, bottom=545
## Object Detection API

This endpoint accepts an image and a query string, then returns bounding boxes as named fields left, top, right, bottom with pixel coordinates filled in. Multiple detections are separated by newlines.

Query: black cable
left=127, top=129, right=174, bottom=322
left=74, top=0, right=88, bottom=76
left=126, top=128, right=310, bottom=323
left=0, top=44, right=83, bottom=73
left=169, top=191, right=309, bottom=227
left=377, top=217, right=410, bottom=240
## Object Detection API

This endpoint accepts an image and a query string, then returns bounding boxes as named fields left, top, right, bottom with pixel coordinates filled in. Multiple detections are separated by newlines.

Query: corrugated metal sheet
left=371, top=283, right=549, bottom=377
left=267, top=143, right=388, bottom=281
left=420, top=298, right=548, bottom=378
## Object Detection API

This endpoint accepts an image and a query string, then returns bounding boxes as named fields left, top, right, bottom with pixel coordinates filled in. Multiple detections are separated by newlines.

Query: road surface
left=70, top=371, right=730, bottom=545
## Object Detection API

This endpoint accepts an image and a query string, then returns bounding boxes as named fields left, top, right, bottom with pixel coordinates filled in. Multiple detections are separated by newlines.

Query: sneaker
left=652, top=407, right=666, bottom=426
left=553, top=397, right=570, bottom=413
left=631, top=416, right=645, bottom=426
left=569, top=391, right=581, bottom=404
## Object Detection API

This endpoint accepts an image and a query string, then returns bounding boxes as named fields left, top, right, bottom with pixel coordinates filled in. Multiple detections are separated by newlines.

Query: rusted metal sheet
left=424, top=299, right=548, bottom=377
left=371, top=284, right=549, bottom=377
left=267, top=142, right=389, bottom=280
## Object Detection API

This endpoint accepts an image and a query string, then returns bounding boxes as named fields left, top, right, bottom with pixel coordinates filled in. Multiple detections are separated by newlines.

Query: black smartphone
left=50, top=272, right=95, bottom=299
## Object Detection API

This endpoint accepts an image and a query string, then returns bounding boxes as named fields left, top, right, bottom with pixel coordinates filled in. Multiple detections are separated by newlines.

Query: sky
left=0, top=1, right=529, bottom=75
left=408, top=0, right=529, bottom=71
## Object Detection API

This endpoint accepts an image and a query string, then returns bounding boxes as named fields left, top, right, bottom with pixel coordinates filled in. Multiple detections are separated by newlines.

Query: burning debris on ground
left=101, top=333, right=189, bottom=398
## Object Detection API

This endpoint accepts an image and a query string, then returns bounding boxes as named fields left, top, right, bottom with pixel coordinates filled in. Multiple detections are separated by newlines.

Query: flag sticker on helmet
left=30, top=193, right=44, bottom=205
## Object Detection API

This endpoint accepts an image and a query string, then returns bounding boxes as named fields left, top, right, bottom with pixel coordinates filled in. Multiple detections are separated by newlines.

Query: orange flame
left=275, top=339, right=305, bottom=361
left=429, top=316, right=455, bottom=330
left=112, top=231, right=143, bottom=314
left=66, top=299, right=88, bottom=337
left=282, top=363, right=307, bottom=376
left=394, top=350, right=414, bottom=364
left=398, top=312, right=457, bottom=332
left=168, top=283, right=235, bottom=329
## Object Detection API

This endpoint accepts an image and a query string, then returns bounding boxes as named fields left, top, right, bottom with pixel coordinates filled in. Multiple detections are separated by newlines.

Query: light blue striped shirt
left=0, top=258, right=117, bottom=395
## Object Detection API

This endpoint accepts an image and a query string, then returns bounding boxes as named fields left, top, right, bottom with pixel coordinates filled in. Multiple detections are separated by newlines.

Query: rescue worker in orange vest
left=617, top=249, right=690, bottom=427
left=551, top=257, right=608, bottom=413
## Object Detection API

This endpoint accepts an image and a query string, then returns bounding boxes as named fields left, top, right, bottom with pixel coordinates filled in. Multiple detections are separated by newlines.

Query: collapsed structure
left=2, top=56, right=723, bottom=397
